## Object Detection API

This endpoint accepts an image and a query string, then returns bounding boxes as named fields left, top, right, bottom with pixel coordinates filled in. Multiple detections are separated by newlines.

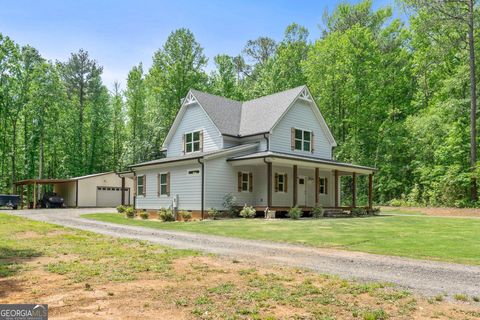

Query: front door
left=297, top=176, right=306, bottom=206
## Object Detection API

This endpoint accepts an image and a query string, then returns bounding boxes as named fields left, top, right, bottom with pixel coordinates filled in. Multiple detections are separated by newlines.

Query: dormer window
left=294, top=128, right=312, bottom=152
left=184, top=130, right=202, bottom=153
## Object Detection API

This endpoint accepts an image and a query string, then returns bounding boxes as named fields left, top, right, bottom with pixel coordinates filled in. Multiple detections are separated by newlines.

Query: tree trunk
left=78, top=81, right=84, bottom=175
left=11, top=119, right=17, bottom=192
left=38, top=124, right=44, bottom=201
left=468, top=0, right=478, bottom=201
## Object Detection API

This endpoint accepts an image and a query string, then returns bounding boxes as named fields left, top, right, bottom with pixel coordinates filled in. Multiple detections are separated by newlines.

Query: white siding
left=272, top=165, right=294, bottom=207
left=166, top=102, right=223, bottom=157
left=54, top=181, right=77, bottom=207
left=270, top=165, right=335, bottom=208
left=269, top=100, right=332, bottom=159
left=318, top=169, right=334, bottom=207
left=222, top=135, right=268, bottom=152
left=135, top=163, right=202, bottom=210
left=205, top=155, right=266, bottom=210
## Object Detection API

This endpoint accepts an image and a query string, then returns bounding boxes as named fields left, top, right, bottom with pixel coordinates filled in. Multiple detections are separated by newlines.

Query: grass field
left=2, top=213, right=479, bottom=319
left=83, top=212, right=480, bottom=265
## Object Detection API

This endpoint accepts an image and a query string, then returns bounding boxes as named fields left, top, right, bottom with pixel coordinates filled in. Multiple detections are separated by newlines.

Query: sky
left=0, top=0, right=397, bottom=90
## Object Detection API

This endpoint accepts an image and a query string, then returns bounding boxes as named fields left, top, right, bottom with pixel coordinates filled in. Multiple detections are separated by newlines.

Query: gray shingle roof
left=190, top=90, right=242, bottom=136
left=191, top=85, right=306, bottom=137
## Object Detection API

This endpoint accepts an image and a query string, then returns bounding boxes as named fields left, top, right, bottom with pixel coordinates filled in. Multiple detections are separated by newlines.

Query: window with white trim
left=241, top=172, right=250, bottom=192
left=294, top=129, right=311, bottom=152
left=185, top=131, right=201, bottom=153
left=278, top=173, right=287, bottom=192
left=158, top=173, right=168, bottom=195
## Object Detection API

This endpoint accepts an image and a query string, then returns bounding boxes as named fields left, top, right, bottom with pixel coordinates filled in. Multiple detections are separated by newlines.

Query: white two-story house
left=129, top=85, right=376, bottom=218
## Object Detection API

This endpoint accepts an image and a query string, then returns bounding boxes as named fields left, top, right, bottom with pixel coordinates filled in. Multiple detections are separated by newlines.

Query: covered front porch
left=227, top=151, right=376, bottom=213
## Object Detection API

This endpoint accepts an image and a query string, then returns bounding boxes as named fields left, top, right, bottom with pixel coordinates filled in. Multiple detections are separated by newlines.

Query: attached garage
left=55, top=172, right=134, bottom=208
left=96, top=186, right=130, bottom=207
left=14, top=172, right=134, bottom=208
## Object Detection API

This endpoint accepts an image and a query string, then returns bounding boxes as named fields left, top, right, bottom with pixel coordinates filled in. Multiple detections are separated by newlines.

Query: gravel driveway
left=6, top=208, right=480, bottom=298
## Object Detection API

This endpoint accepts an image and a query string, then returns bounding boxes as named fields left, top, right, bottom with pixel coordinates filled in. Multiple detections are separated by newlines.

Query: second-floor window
left=294, top=129, right=311, bottom=152
left=185, top=131, right=201, bottom=153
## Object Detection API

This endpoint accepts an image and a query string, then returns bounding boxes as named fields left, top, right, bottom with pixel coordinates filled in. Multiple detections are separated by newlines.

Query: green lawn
left=83, top=212, right=480, bottom=265
left=6, top=213, right=475, bottom=319
left=0, top=213, right=196, bottom=281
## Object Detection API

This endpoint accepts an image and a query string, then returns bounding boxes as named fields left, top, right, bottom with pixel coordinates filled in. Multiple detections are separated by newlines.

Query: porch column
left=75, top=180, right=79, bottom=208
left=293, top=165, right=298, bottom=206
left=20, top=185, right=24, bottom=209
left=368, top=173, right=373, bottom=209
left=334, top=170, right=339, bottom=207
left=121, top=177, right=125, bottom=205
left=267, top=161, right=272, bottom=208
left=27, top=185, right=31, bottom=209
left=315, top=168, right=319, bottom=205
left=352, top=172, right=357, bottom=208
left=133, top=173, right=137, bottom=209
left=33, top=182, right=37, bottom=209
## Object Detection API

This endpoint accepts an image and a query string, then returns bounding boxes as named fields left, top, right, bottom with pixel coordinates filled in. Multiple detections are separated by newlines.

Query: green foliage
left=287, top=206, right=303, bottom=220
left=453, top=294, right=469, bottom=302
left=116, top=205, right=126, bottom=214
left=125, top=63, right=148, bottom=164
left=158, top=208, right=175, bottom=222
left=311, top=206, right=324, bottom=219
left=180, top=210, right=192, bottom=222
left=207, top=208, right=220, bottom=220
left=351, top=207, right=368, bottom=216
left=2, top=1, right=480, bottom=208
left=139, top=211, right=149, bottom=220
left=362, top=308, right=388, bottom=320
left=125, top=207, right=135, bottom=219
left=223, top=194, right=238, bottom=217
left=239, top=205, right=256, bottom=219
left=145, top=28, right=208, bottom=157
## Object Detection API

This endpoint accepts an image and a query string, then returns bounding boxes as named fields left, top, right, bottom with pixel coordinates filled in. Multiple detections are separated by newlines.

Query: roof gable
left=163, top=85, right=336, bottom=148
left=269, top=86, right=337, bottom=146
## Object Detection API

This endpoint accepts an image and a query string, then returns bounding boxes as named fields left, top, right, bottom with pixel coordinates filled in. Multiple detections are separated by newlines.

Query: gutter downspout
left=128, top=167, right=136, bottom=209
left=263, top=133, right=269, bottom=151
left=263, top=157, right=272, bottom=211
left=197, top=158, right=205, bottom=220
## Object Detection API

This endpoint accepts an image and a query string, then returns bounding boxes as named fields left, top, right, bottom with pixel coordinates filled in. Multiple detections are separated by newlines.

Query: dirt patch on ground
left=14, top=231, right=40, bottom=239
left=381, top=206, right=480, bottom=217
left=2, top=255, right=479, bottom=319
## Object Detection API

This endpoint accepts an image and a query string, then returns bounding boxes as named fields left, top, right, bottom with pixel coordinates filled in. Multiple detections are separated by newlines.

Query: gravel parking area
left=6, top=208, right=480, bottom=298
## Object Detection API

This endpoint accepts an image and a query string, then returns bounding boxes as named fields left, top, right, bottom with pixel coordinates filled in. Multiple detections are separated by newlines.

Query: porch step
left=323, top=209, right=350, bottom=218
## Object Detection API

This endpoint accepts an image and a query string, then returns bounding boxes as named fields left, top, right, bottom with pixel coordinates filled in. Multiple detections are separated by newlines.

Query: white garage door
left=96, top=186, right=130, bottom=207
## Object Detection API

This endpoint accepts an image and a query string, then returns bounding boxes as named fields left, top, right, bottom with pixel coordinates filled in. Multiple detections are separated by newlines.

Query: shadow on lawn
left=0, top=247, right=42, bottom=298
left=0, top=247, right=42, bottom=275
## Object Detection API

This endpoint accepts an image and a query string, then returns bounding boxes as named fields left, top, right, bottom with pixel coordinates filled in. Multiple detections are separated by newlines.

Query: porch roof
left=227, top=151, right=377, bottom=174
left=129, top=143, right=259, bottom=169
